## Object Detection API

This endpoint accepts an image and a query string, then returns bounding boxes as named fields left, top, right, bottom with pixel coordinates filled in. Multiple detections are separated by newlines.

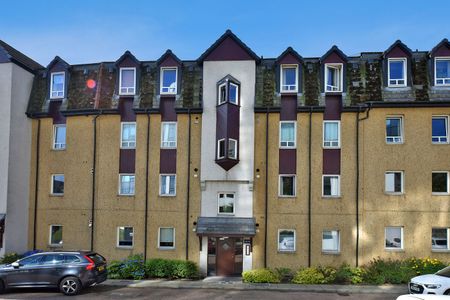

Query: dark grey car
left=0, top=251, right=107, bottom=296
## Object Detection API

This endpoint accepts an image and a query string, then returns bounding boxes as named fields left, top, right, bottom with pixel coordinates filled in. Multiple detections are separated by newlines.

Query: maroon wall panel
left=279, top=149, right=296, bottom=174
left=279, top=53, right=301, bottom=64
left=160, top=97, right=177, bottom=121
left=160, top=56, right=180, bottom=67
left=323, top=149, right=341, bottom=174
left=118, top=56, right=139, bottom=68
left=324, top=96, right=342, bottom=120
left=433, top=45, right=450, bottom=57
left=120, top=149, right=136, bottom=173
left=49, top=61, right=66, bottom=73
left=48, top=100, right=66, bottom=124
left=280, top=96, right=297, bottom=121
left=216, top=104, right=227, bottom=140
left=160, top=149, right=177, bottom=173
left=386, top=46, right=409, bottom=58
left=119, top=98, right=136, bottom=121
left=204, top=37, right=254, bottom=61
left=323, top=52, right=345, bottom=64
left=227, top=104, right=240, bottom=140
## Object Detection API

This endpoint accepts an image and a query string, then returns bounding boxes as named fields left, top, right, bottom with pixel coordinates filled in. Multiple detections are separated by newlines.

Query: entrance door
left=217, top=238, right=235, bottom=276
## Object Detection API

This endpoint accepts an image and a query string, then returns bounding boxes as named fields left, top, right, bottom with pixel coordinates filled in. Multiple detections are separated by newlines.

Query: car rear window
left=87, top=253, right=105, bottom=264
left=64, top=255, right=81, bottom=263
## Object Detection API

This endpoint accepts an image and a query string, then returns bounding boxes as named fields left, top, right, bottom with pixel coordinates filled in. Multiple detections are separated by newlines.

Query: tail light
left=84, top=255, right=95, bottom=271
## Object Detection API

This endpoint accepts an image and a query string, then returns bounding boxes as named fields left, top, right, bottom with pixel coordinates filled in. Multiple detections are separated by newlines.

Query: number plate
left=98, top=265, right=104, bottom=272
left=410, top=284, right=420, bottom=292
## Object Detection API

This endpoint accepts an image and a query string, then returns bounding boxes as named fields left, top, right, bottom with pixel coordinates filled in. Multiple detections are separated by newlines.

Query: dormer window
left=325, top=64, right=343, bottom=92
left=50, top=72, right=65, bottom=99
left=217, top=79, right=239, bottom=105
left=388, top=58, right=407, bottom=87
left=435, top=58, right=450, bottom=86
left=281, top=65, right=298, bottom=93
left=119, top=67, right=136, bottom=95
left=160, top=67, right=177, bottom=94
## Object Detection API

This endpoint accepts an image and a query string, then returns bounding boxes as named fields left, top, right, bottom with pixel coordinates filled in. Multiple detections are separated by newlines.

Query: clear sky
left=1, top=0, right=449, bottom=65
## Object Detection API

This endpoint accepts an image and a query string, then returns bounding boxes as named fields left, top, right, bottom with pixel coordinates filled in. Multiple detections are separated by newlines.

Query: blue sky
left=1, top=0, right=449, bottom=65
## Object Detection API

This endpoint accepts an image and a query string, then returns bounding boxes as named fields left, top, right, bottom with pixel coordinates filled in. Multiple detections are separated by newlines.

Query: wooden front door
left=217, top=238, right=235, bottom=276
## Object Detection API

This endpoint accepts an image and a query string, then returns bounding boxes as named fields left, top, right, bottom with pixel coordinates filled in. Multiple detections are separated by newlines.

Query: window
left=278, top=229, right=295, bottom=252
left=159, top=227, right=175, bottom=249
left=160, top=67, right=177, bottom=94
left=119, top=174, right=135, bottom=195
left=51, top=174, right=64, bottom=195
left=117, top=226, right=134, bottom=248
left=322, top=230, right=340, bottom=253
left=121, top=122, right=136, bottom=149
left=50, top=72, right=65, bottom=98
left=228, top=139, right=237, bottom=159
left=229, top=83, right=238, bottom=105
left=388, top=58, right=407, bottom=87
left=323, top=175, right=340, bottom=197
left=41, top=254, right=65, bottom=265
left=279, top=175, right=296, bottom=197
left=217, top=80, right=239, bottom=105
left=432, top=116, right=448, bottom=143
left=19, top=255, right=44, bottom=266
left=385, top=226, right=403, bottom=250
left=281, top=65, right=298, bottom=92
left=50, top=225, right=63, bottom=246
left=435, top=58, right=450, bottom=86
left=160, top=174, right=176, bottom=196
left=432, top=228, right=449, bottom=250
left=217, top=139, right=225, bottom=159
left=280, top=121, right=296, bottom=148
left=325, top=64, right=343, bottom=92
left=218, top=193, right=235, bottom=214
left=432, top=172, right=449, bottom=194
left=119, top=68, right=136, bottom=95
left=386, top=117, right=403, bottom=143
left=53, top=125, right=66, bottom=150
left=385, top=171, right=403, bottom=194
left=161, top=122, right=177, bottom=148
left=323, top=121, right=340, bottom=148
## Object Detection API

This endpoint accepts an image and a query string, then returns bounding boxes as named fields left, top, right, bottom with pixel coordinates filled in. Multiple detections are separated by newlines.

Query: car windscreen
left=436, top=266, right=450, bottom=278
left=87, top=253, right=105, bottom=264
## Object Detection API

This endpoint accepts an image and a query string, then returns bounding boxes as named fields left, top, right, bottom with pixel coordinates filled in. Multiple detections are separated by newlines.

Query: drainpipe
left=263, top=107, right=269, bottom=268
left=144, top=110, right=150, bottom=262
left=308, top=107, right=312, bottom=267
left=33, top=118, right=41, bottom=250
left=90, top=111, right=102, bottom=251
left=185, top=109, right=191, bottom=260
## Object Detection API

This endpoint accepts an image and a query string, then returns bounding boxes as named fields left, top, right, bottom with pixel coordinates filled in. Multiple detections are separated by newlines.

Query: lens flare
left=86, top=79, right=96, bottom=89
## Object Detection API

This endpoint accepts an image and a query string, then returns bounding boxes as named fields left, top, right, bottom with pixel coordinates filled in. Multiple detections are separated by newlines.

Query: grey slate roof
left=196, top=217, right=256, bottom=236
left=0, top=40, right=43, bottom=72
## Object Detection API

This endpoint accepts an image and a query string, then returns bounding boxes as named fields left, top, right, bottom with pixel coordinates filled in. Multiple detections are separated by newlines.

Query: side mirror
left=11, top=262, right=20, bottom=268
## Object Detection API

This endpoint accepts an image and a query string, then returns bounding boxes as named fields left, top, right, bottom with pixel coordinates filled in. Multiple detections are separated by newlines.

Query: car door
left=36, top=254, right=65, bottom=286
left=5, top=254, right=45, bottom=287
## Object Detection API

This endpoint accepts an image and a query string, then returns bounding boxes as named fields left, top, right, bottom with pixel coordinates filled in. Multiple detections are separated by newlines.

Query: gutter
left=32, top=118, right=40, bottom=250
left=185, top=109, right=191, bottom=260
left=263, top=107, right=269, bottom=268
left=90, top=111, right=102, bottom=251
left=144, top=110, right=150, bottom=262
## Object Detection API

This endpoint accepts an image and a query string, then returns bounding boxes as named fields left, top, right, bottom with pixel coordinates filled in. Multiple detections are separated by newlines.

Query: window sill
left=158, top=247, right=175, bottom=251
left=280, top=91, right=298, bottom=95
left=159, top=194, right=176, bottom=197
left=384, top=192, right=404, bottom=196
left=322, top=251, right=340, bottom=255
left=120, top=147, right=136, bottom=150
left=277, top=250, right=296, bottom=254
left=324, top=91, right=343, bottom=95
left=432, top=193, right=450, bottom=196
left=50, top=194, right=64, bottom=197
left=431, top=249, right=450, bottom=253
left=385, top=248, right=404, bottom=252
left=278, top=195, right=296, bottom=199
left=385, top=141, right=404, bottom=145
left=117, top=194, right=135, bottom=197
left=279, top=146, right=297, bottom=150
left=118, top=93, right=136, bottom=97
left=217, top=213, right=235, bottom=216
left=116, top=246, right=134, bottom=250
left=160, top=92, right=177, bottom=96
left=50, top=97, right=64, bottom=100
left=432, top=142, right=449, bottom=145
left=322, top=146, right=341, bottom=150
left=49, top=244, right=63, bottom=248
left=51, top=148, right=66, bottom=152
left=160, top=146, right=177, bottom=150
left=322, top=196, right=341, bottom=199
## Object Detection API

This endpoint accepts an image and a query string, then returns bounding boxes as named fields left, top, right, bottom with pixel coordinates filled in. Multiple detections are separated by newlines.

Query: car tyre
left=59, top=276, right=82, bottom=296
left=444, top=289, right=450, bottom=295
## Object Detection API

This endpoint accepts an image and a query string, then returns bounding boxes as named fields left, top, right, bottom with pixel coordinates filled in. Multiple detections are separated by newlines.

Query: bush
left=0, top=253, right=22, bottom=264
left=171, top=260, right=199, bottom=279
left=242, top=269, right=281, bottom=283
left=335, top=264, right=365, bottom=284
left=106, top=254, right=145, bottom=280
left=362, top=257, right=415, bottom=284
left=292, top=266, right=336, bottom=284
left=274, top=267, right=294, bottom=283
left=406, top=258, right=447, bottom=276
left=107, top=260, right=124, bottom=279
left=145, top=258, right=174, bottom=278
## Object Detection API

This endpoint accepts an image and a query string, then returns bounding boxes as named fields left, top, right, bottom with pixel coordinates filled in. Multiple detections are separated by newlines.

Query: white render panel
left=199, top=236, right=208, bottom=275
left=200, top=182, right=253, bottom=217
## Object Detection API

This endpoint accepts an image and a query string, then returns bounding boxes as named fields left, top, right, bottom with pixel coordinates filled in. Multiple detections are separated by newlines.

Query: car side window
left=64, top=255, right=81, bottom=264
left=19, top=255, right=44, bottom=266
left=41, top=254, right=65, bottom=265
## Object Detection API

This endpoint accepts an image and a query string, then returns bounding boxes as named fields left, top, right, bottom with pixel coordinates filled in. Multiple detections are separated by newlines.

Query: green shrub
left=242, top=269, right=281, bottom=283
left=171, top=260, right=199, bottom=279
left=292, top=267, right=328, bottom=284
left=145, top=258, right=174, bottom=278
left=335, top=264, right=365, bottom=284
left=106, top=254, right=145, bottom=280
left=0, top=253, right=22, bottom=264
left=274, top=267, right=294, bottom=283
left=107, top=260, right=123, bottom=279
left=406, top=258, right=447, bottom=276
left=362, top=257, right=415, bottom=284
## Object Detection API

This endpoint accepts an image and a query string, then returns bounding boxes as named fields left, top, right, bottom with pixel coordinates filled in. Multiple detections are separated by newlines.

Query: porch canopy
left=196, top=217, right=256, bottom=237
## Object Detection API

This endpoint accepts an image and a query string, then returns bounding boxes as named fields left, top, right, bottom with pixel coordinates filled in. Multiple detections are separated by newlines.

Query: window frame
left=385, top=171, right=404, bottom=195
left=51, top=174, right=64, bottom=196
left=158, top=227, right=175, bottom=250
left=434, top=57, right=450, bottom=86
left=278, top=229, right=296, bottom=252
left=385, top=226, right=404, bottom=250
left=432, top=116, right=449, bottom=144
left=217, top=139, right=226, bottom=160
left=160, top=67, right=178, bottom=95
left=53, top=124, right=66, bottom=150
left=322, top=230, right=340, bottom=253
left=49, top=224, right=63, bottom=246
left=160, top=122, right=177, bottom=149
left=385, top=116, right=404, bottom=144
left=217, top=192, right=235, bottom=215
left=280, top=64, right=298, bottom=93
left=117, top=226, right=134, bottom=248
left=323, top=120, right=341, bottom=149
left=432, top=227, right=450, bottom=251
left=50, top=72, right=65, bottom=99
left=279, top=121, right=297, bottom=149
left=228, top=82, right=239, bottom=105
left=118, top=173, right=135, bottom=196
left=432, top=171, right=449, bottom=195
left=322, top=175, right=341, bottom=198
left=218, top=82, right=227, bottom=105
left=279, top=174, right=296, bottom=197
left=159, top=174, right=176, bottom=197
left=228, top=138, right=238, bottom=160
left=120, top=122, right=136, bottom=149
left=387, top=58, right=407, bottom=87
left=119, top=67, right=136, bottom=95
left=325, top=63, right=343, bottom=93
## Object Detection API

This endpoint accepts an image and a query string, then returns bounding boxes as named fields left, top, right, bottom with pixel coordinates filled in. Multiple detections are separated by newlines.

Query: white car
left=408, top=266, right=450, bottom=295
left=397, top=295, right=450, bottom=300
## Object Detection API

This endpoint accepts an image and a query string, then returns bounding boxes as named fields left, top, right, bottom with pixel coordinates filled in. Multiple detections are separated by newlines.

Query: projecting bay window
left=385, top=226, right=403, bottom=250
left=218, top=193, right=235, bottom=215
left=388, top=58, right=407, bottom=87
left=279, top=175, right=296, bottom=197
left=119, top=174, right=135, bottom=195
left=121, top=122, right=136, bottom=149
left=323, top=121, right=340, bottom=148
left=117, top=226, right=134, bottom=248
left=386, top=117, right=403, bottom=144
left=435, top=58, right=450, bottom=86
left=325, top=64, right=343, bottom=92
left=432, top=172, right=449, bottom=195
left=160, top=174, right=176, bottom=196
left=161, top=122, right=177, bottom=148
left=432, top=116, right=448, bottom=143
left=322, top=230, right=340, bottom=253
left=432, top=228, right=449, bottom=251
left=160, top=67, right=177, bottom=94
left=159, top=227, right=175, bottom=249
left=50, top=72, right=65, bottom=99
left=385, top=171, right=403, bottom=194
left=119, top=67, right=136, bottom=95
left=322, top=175, right=340, bottom=197
left=49, top=225, right=63, bottom=246
left=53, top=125, right=66, bottom=150
left=279, top=121, right=296, bottom=148
left=217, top=79, right=239, bottom=105
left=280, top=65, right=298, bottom=93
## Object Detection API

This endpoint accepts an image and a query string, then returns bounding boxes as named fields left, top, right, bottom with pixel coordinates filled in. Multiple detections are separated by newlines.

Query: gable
left=204, top=36, right=255, bottom=61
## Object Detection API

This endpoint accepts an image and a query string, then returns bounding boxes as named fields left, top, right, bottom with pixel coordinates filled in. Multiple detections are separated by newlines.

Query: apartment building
left=26, top=31, right=450, bottom=275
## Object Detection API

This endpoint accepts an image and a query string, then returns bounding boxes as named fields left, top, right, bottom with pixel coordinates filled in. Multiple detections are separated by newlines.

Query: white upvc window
left=160, top=67, right=177, bottom=94
left=229, top=83, right=239, bottom=105
left=386, top=116, right=403, bottom=144
left=385, top=171, right=404, bottom=194
left=322, top=230, right=340, bottom=253
left=279, top=175, right=296, bottom=197
left=432, top=228, right=450, bottom=251
left=385, top=226, right=403, bottom=250
left=278, top=229, right=296, bottom=252
left=49, top=225, right=63, bottom=246
left=121, top=122, right=136, bottom=149
left=51, top=174, right=65, bottom=195
left=323, top=121, right=340, bottom=148
left=279, top=121, right=296, bottom=148
left=432, top=116, right=448, bottom=143
left=161, top=122, right=177, bottom=148
left=434, top=57, right=450, bottom=86
left=218, top=83, right=227, bottom=105
left=160, top=174, right=176, bottom=196
left=228, top=139, right=238, bottom=160
left=325, top=63, right=343, bottom=92
left=50, top=72, right=65, bottom=99
left=117, top=226, right=134, bottom=248
left=217, top=139, right=225, bottom=159
left=217, top=192, right=235, bottom=215
left=158, top=227, right=175, bottom=249
left=119, top=67, right=136, bottom=95
left=388, top=58, right=407, bottom=87
left=322, top=175, right=340, bottom=197
left=280, top=65, right=298, bottom=93
left=53, top=124, right=66, bottom=150
left=119, top=174, right=135, bottom=195
left=432, top=171, right=449, bottom=195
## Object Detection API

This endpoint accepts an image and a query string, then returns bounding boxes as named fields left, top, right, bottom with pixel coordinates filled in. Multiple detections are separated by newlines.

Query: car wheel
left=59, top=276, right=81, bottom=296
left=444, top=289, right=450, bottom=295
